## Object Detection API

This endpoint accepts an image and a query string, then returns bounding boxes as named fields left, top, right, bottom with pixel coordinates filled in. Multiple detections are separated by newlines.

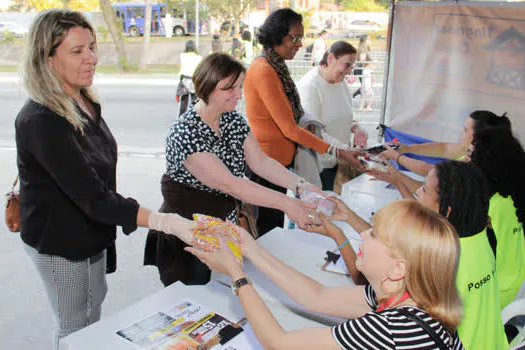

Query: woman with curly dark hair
left=471, top=125, right=525, bottom=309
left=319, top=160, right=508, bottom=349
left=244, top=8, right=363, bottom=234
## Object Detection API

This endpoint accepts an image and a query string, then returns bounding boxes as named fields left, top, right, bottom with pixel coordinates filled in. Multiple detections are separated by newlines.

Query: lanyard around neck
left=376, top=290, right=411, bottom=312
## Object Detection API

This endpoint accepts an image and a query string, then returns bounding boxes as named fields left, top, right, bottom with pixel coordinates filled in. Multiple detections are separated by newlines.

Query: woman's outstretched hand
left=185, top=233, right=244, bottom=278
left=225, top=221, right=258, bottom=258
left=366, top=157, right=401, bottom=186
left=302, top=213, right=345, bottom=241
left=148, top=212, right=206, bottom=245
left=284, top=197, right=320, bottom=229
left=326, top=196, right=352, bottom=222
left=380, top=143, right=401, bottom=161
left=338, top=149, right=366, bottom=172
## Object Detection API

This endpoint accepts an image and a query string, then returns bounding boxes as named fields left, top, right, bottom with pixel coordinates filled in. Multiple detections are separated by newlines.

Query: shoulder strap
left=12, top=175, right=19, bottom=192
left=396, top=308, right=450, bottom=350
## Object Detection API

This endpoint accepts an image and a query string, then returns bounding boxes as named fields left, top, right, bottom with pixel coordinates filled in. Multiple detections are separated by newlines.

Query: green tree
left=21, top=0, right=100, bottom=11
left=7, top=0, right=25, bottom=11
left=140, top=0, right=153, bottom=71
left=342, top=0, right=386, bottom=12
left=204, top=0, right=257, bottom=35
left=99, top=0, right=129, bottom=71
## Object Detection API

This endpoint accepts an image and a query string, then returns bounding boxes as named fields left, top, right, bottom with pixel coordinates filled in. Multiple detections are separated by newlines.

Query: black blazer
left=15, top=99, right=139, bottom=267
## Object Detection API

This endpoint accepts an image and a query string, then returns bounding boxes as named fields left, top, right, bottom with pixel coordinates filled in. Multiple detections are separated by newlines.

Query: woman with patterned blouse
left=144, top=53, right=321, bottom=286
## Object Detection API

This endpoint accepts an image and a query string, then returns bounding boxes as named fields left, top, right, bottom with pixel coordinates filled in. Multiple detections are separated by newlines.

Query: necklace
left=376, top=290, right=411, bottom=312
left=195, top=102, right=221, bottom=138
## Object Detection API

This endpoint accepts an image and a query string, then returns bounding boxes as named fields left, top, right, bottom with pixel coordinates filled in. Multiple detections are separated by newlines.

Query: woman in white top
left=241, top=29, right=254, bottom=64
left=179, top=40, right=202, bottom=78
left=297, top=41, right=368, bottom=190
left=177, top=40, right=203, bottom=116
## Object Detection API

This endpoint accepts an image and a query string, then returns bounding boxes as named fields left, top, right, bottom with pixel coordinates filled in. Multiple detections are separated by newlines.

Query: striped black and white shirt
left=332, top=285, right=464, bottom=350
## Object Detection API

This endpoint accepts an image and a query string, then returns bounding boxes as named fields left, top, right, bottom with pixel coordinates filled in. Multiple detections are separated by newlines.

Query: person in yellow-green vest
left=417, top=161, right=509, bottom=350
left=471, top=123, right=525, bottom=310
left=308, top=159, right=508, bottom=350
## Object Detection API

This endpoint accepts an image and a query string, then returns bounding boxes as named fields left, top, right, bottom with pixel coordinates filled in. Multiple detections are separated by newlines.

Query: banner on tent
left=386, top=2, right=525, bottom=143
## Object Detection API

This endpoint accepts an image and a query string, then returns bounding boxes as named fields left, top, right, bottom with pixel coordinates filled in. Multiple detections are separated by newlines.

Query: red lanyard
left=376, top=290, right=411, bottom=312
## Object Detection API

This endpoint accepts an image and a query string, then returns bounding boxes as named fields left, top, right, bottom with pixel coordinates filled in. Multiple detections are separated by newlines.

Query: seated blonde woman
left=186, top=200, right=465, bottom=349
left=325, top=161, right=507, bottom=349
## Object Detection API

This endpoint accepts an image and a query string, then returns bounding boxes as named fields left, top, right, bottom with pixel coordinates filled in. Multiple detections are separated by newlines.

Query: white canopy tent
left=382, top=0, right=525, bottom=143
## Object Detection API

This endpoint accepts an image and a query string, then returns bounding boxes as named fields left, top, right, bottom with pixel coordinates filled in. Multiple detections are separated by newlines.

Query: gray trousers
left=25, top=245, right=107, bottom=349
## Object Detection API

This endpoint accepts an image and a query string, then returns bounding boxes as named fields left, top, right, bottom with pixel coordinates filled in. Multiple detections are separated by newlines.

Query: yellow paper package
left=191, top=214, right=243, bottom=264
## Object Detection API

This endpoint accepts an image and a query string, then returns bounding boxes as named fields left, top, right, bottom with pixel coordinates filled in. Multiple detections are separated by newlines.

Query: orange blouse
left=244, top=57, right=329, bottom=166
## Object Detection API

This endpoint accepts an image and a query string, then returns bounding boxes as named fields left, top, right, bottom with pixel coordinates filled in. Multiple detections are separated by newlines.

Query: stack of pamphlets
left=116, top=300, right=259, bottom=349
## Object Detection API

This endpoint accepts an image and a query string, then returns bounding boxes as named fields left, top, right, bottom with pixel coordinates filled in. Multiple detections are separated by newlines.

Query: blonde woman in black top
left=16, top=10, right=198, bottom=348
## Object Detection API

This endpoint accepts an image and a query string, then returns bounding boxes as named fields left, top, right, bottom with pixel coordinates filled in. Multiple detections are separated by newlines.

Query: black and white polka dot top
left=165, top=105, right=250, bottom=195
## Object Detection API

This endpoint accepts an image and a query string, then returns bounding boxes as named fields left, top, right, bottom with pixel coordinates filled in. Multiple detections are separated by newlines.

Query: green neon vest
left=456, top=230, right=508, bottom=350
left=489, top=193, right=525, bottom=309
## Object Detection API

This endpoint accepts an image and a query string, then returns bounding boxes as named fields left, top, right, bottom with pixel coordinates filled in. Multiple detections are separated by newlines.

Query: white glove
left=148, top=212, right=195, bottom=245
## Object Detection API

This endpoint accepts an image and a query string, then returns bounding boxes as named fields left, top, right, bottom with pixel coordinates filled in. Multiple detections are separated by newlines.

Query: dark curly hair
left=435, top=161, right=490, bottom=237
left=257, top=8, right=302, bottom=49
left=470, top=110, right=511, bottom=136
left=471, top=127, right=525, bottom=224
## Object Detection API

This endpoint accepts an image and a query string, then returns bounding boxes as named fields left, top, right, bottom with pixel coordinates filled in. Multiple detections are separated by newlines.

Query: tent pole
left=379, top=0, right=397, bottom=142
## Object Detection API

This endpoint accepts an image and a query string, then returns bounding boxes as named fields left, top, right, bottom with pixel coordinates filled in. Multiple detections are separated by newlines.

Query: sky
left=0, top=0, right=10, bottom=10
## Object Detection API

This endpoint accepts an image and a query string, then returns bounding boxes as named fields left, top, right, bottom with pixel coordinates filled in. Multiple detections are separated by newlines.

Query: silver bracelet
left=295, top=177, right=306, bottom=195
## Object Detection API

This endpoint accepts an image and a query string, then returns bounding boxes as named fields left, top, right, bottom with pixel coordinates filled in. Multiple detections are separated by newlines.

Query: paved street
left=0, top=76, right=176, bottom=350
left=0, top=74, right=381, bottom=349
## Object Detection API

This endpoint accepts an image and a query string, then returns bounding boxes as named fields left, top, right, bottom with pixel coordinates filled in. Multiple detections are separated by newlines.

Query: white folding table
left=59, top=281, right=325, bottom=350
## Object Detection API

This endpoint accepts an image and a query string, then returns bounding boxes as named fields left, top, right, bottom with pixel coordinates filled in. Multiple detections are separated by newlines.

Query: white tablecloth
left=61, top=171, right=423, bottom=349
left=59, top=281, right=324, bottom=350
left=341, top=171, right=424, bottom=221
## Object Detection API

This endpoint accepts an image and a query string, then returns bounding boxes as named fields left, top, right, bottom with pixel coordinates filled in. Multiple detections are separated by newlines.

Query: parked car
left=346, top=20, right=385, bottom=39
left=0, top=21, right=29, bottom=38
left=220, top=21, right=248, bottom=36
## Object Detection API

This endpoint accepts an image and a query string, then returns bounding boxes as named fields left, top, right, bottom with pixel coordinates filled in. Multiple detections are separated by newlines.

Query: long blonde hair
left=22, top=9, right=98, bottom=131
left=373, top=200, right=462, bottom=332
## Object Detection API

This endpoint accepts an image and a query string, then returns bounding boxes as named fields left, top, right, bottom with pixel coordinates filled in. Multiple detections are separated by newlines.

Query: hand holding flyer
left=191, top=214, right=243, bottom=264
